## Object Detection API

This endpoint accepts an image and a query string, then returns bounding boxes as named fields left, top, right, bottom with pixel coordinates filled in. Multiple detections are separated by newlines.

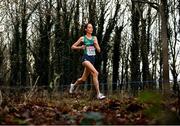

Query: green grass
left=138, top=90, right=163, bottom=104
left=137, top=91, right=164, bottom=120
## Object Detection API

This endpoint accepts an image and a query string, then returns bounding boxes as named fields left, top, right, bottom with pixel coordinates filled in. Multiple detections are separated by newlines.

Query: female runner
left=69, top=23, right=105, bottom=99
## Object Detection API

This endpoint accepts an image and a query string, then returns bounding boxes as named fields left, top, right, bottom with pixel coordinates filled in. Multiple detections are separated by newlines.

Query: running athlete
left=69, top=23, right=106, bottom=100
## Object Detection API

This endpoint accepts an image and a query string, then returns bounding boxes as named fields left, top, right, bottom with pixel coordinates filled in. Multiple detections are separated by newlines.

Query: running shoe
left=69, top=83, right=75, bottom=94
left=97, top=93, right=106, bottom=100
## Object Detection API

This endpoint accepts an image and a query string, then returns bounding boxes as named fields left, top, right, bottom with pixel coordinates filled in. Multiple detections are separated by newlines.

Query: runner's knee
left=91, top=71, right=99, bottom=78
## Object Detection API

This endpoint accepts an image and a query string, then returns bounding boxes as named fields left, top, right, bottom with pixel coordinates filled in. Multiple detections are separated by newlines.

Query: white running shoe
left=97, top=93, right=106, bottom=100
left=69, top=83, right=75, bottom=94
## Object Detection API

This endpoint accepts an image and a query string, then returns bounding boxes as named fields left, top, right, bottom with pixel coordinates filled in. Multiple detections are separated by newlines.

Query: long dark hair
left=83, top=22, right=94, bottom=35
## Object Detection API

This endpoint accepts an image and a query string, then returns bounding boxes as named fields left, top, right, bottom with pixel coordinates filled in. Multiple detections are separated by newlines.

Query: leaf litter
left=0, top=91, right=179, bottom=125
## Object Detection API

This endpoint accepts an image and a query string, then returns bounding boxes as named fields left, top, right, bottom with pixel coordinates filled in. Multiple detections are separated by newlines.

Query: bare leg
left=74, top=67, right=90, bottom=86
left=82, top=61, right=100, bottom=95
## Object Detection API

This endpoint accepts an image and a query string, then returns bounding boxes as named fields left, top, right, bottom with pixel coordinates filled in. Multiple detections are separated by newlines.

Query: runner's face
left=85, top=24, right=93, bottom=34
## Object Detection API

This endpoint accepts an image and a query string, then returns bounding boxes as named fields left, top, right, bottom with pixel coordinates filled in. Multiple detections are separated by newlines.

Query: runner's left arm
left=94, top=36, right=101, bottom=53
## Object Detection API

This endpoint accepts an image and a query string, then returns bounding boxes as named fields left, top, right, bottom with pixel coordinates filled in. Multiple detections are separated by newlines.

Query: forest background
left=0, top=0, right=180, bottom=94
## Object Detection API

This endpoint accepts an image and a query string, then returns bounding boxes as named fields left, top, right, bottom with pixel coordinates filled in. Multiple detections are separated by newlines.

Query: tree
left=20, top=0, right=40, bottom=86
left=53, top=0, right=64, bottom=88
left=112, top=26, right=123, bottom=90
left=132, top=0, right=170, bottom=93
left=34, top=0, right=53, bottom=86
left=130, top=0, right=141, bottom=96
left=0, top=0, right=177, bottom=95
left=8, top=0, right=21, bottom=86
left=101, top=0, right=121, bottom=85
left=71, top=0, right=82, bottom=84
left=88, top=0, right=97, bottom=34
left=95, top=0, right=106, bottom=76
left=0, top=32, right=5, bottom=85
left=6, top=0, right=39, bottom=86
left=60, top=0, right=75, bottom=86
left=140, top=18, right=151, bottom=89
left=160, top=0, right=170, bottom=94
left=169, top=0, right=180, bottom=94
left=138, top=4, right=151, bottom=89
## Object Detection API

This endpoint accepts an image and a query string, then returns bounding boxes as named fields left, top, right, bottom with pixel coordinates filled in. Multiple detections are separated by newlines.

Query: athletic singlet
left=83, top=35, right=96, bottom=56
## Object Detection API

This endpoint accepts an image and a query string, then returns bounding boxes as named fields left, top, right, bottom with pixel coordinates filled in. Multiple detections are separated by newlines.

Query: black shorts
left=82, top=54, right=95, bottom=65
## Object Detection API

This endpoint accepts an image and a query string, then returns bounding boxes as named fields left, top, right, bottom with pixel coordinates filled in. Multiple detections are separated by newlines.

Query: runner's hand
left=81, top=45, right=85, bottom=50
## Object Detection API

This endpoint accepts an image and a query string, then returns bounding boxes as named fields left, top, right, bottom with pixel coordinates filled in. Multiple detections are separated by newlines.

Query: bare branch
left=26, top=2, right=41, bottom=21
left=132, top=0, right=159, bottom=11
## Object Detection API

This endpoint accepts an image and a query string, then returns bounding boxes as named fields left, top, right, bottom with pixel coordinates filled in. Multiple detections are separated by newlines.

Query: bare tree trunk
left=158, top=1, right=163, bottom=90
left=20, top=0, right=39, bottom=86
left=9, top=0, right=39, bottom=87
left=112, top=26, right=123, bottom=90
left=35, top=0, right=52, bottom=86
left=160, top=0, right=170, bottom=94
left=61, top=0, right=75, bottom=86
left=54, top=0, right=63, bottom=87
left=159, top=51, right=163, bottom=90
left=101, top=1, right=120, bottom=86
left=88, top=0, right=97, bottom=34
left=10, top=17, right=20, bottom=86
left=140, top=19, right=150, bottom=90
left=170, top=0, right=179, bottom=94
left=147, top=6, right=155, bottom=89
left=125, top=48, right=130, bottom=91
left=130, top=0, right=140, bottom=96
left=20, top=0, right=27, bottom=86
left=0, top=39, right=3, bottom=85
left=71, top=0, right=82, bottom=85
left=95, top=0, right=106, bottom=73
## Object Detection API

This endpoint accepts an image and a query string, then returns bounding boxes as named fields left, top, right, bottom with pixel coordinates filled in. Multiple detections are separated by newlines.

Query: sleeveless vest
left=83, top=35, right=96, bottom=56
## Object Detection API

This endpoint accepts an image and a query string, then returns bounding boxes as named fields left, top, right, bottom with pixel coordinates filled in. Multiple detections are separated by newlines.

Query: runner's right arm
left=71, top=37, right=85, bottom=50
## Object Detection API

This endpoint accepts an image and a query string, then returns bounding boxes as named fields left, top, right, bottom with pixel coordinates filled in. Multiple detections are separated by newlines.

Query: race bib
left=86, top=46, right=96, bottom=56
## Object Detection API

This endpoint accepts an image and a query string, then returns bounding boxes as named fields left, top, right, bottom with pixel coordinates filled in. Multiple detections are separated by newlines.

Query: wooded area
left=0, top=0, right=179, bottom=94
left=0, top=0, right=180, bottom=125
